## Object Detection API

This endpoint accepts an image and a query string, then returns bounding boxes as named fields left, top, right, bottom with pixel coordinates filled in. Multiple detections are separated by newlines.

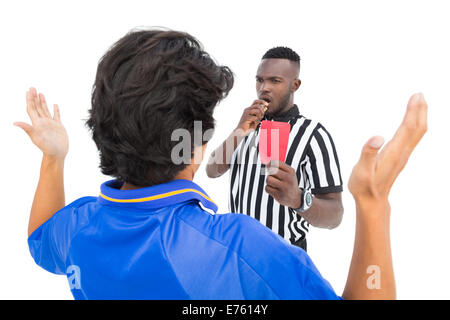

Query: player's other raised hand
left=15, top=88, right=69, bottom=160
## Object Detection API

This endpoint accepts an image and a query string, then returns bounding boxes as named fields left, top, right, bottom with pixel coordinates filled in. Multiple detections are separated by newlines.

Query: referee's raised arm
left=206, top=100, right=267, bottom=178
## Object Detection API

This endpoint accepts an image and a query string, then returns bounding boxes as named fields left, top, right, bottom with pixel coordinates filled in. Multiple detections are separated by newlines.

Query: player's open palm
left=348, top=93, right=428, bottom=206
left=15, top=87, right=69, bottom=160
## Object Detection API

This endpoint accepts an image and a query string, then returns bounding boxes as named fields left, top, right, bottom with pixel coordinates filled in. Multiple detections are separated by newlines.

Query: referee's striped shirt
left=229, top=105, right=343, bottom=246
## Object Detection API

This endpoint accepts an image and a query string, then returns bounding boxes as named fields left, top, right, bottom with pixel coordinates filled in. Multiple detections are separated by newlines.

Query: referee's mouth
left=260, top=95, right=272, bottom=105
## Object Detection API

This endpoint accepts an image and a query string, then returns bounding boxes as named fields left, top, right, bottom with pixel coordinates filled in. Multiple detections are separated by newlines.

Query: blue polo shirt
left=28, top=179, right=341, bottom=300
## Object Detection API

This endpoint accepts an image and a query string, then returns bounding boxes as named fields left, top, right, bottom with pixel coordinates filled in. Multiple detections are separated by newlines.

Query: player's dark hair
left=262, top=46, right=300, bottom=64
left=86, top=29, right=234, bottom=186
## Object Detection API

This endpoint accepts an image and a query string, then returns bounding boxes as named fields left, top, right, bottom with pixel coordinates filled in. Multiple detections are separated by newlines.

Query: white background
left=0, top=0, right=449, bottom=299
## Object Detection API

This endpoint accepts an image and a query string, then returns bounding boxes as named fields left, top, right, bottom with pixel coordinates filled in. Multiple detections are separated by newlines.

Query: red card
left=259, top=120, right=290, bottom=165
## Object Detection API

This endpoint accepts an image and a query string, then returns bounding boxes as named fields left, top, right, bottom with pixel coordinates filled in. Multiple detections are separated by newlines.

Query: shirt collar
left=98, top=179, right=218, bottom=214
left=263, top=104, right=300, bottom=122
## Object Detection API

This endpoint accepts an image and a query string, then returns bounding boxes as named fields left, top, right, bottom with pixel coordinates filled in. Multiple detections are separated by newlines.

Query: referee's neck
left=266, top=103, right=298, bottom=121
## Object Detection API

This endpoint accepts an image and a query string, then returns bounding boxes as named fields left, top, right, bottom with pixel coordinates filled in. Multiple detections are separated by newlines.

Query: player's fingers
left=376, top=93, right=428, bottom=190
left=357, top=136, right=385, bottom=171
left=34, top=90, right=46, bottom=118
left=30, top=87, right=44, bottom=117
left=395, top=92, right=428, bottom=151
left=39, top=93, right=52, bottom=118
left=26, top=89, right=39, bottom=123
left=53, top=104, right=61, bottom=122
left=14, top=121, right=34, bottom=137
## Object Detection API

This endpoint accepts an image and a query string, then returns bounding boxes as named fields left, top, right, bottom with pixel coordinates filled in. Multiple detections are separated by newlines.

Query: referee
left=206, top=47, right=344, bottom=251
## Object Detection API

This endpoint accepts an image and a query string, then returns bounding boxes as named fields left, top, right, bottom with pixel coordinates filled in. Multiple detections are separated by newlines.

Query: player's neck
left=120, top=167, right=195, bottom=191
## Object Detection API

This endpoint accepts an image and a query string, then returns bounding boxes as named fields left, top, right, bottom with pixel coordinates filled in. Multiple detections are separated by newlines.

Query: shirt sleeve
left=27, top=197, right=96, bottom=275
left=302, top=123, right=343, bottom=194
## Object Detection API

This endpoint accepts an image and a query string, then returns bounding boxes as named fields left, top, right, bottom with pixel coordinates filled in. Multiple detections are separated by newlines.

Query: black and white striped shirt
left=229, top=105, right=343, bottom=245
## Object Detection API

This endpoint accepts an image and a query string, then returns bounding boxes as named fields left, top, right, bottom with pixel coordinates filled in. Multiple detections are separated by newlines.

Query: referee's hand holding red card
left=265, top=160, right=302, bottom=209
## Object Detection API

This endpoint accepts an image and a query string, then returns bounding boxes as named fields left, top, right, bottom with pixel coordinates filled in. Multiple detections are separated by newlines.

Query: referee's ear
left=292, top=79, right=301, bottom=92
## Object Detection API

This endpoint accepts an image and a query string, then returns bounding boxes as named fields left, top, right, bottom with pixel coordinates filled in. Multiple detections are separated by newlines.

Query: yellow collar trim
left=99, top=188, right=217, bottom=206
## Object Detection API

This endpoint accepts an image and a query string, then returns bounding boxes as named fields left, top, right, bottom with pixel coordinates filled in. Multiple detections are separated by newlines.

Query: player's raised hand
left=348, top=93, right=428, bottom=207
left=15, top=88, right=69, bottom=160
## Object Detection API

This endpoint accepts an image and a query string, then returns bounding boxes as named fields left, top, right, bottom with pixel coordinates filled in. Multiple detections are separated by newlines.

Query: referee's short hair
left=262, top=47, right=300, bottom=64
left=87, top=28, right=234, bottom=187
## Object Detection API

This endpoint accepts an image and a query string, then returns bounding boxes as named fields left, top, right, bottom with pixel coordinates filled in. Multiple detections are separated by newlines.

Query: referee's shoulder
left=298, top=114, right=334, bottom=135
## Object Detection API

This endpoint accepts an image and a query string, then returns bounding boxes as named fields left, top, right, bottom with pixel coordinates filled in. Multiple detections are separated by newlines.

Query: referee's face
left=256, top=58, right=300, bottom=116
